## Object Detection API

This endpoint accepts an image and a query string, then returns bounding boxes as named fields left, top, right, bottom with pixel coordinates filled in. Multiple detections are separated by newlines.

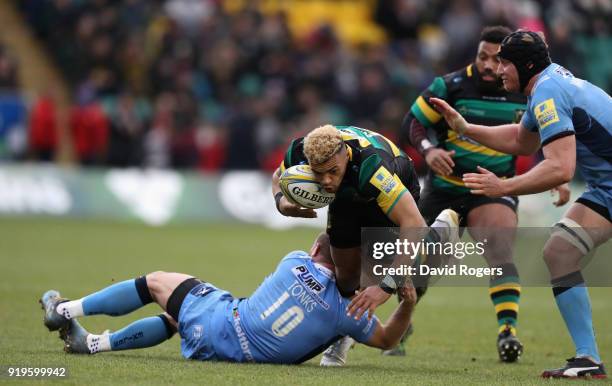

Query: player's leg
left=77, top=271, right=192, bottom=354
left=320, top=199, right=361, bottom=366
left=413, top=184, right=466, bottom=290
left=382, top=183, right=463, bottom=356
left=541, top=199, right=611, bottom=379
left=42, top=271, right=194, bottom=354
left=146, top=271, right=196, bottom=314
left=326, top=196, right=363, bottom=297
left=466, top=200, right=522, bottom=362
left=61, top=312, right=177, bottom=355
left=41, top=274, right=166, bottom=331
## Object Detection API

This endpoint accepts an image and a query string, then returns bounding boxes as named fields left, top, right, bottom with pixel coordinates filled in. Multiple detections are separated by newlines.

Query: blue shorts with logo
left=577, top=185, right=612, bottom=223
left=177, top=283, right=245, bottom=362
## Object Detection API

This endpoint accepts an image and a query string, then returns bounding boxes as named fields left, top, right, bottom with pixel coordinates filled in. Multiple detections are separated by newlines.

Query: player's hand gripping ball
left=279, top=165, right=335, bottom=209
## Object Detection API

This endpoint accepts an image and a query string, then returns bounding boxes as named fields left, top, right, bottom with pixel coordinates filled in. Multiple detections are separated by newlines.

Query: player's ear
left=310, top=242, right=320, bottom=257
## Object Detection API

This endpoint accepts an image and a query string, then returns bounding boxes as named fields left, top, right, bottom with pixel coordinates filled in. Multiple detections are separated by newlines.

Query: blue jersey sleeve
left=520, top=104, right=537, bottom=132
left=526, top=80, right=575, bottom=146
left=336, top=298, right=379, bottom=343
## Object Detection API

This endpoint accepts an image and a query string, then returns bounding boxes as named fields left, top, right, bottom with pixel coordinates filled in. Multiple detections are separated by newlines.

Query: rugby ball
left=279, top=165, right=335, bottom=209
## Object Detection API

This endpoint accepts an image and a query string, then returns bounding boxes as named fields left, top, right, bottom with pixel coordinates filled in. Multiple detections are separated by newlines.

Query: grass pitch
left=1, top=218, right=611, bottom=385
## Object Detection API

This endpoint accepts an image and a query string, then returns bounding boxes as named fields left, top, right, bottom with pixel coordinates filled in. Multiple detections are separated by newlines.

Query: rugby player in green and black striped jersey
left=272, top=124, right=460, bottom=366
left=397, top=26, right=570, bottom=362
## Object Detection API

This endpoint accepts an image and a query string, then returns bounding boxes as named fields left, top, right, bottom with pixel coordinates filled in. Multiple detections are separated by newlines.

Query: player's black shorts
left=327, top=157, right=421, bottom=248
left=418, top=175, right=519, bottom=226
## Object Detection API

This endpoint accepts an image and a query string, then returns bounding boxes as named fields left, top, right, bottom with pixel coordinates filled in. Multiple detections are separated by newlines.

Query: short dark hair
left=480, top=26, right=513, bottom=44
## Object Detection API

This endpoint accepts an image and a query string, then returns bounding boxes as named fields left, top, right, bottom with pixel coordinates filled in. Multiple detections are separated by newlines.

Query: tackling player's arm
left=429, top=97, right=541, bottom=156
left=364, top=286, right=417, bottom=350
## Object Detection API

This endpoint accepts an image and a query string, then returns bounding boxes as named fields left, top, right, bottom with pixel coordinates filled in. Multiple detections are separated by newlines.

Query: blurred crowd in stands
left=1, top=0, right=611, bottom=172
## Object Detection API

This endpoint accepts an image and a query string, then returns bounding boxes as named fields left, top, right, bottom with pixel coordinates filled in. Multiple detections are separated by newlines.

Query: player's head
left=497, top=30, right=551, bottom=93
left=309, top=232, right=334, bottom=270
left=303, top=124, right=349, bottom=193
left=475, top=25, right=512, bottom=88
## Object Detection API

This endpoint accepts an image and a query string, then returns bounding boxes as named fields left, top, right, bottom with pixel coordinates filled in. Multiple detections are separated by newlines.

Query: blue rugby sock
left=109, top=315, right=174, bottom=351
left=82, top=276, right=153, bottom=316
left=552, top=271, right=601, bottom=363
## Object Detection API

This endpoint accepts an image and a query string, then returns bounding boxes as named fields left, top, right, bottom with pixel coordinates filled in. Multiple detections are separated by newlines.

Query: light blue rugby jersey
left=235, top=251, right=378, bottom=364
left=521, top=63, right=612, bottom=190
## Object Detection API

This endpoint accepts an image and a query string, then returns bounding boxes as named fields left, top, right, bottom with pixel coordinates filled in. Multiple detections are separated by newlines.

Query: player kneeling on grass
left=40, top=233, right=416, bottom=364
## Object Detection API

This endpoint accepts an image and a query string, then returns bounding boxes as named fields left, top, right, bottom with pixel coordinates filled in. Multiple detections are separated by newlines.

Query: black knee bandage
left=135, top=275, right=154, bottom=305
left=157, top=314, right=176, bottom=339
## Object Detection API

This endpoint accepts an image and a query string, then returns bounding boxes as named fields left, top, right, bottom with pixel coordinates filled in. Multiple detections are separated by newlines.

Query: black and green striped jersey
left=410, top=64, right=527, bottom=194
left=280, top=126, right=412, bottom=215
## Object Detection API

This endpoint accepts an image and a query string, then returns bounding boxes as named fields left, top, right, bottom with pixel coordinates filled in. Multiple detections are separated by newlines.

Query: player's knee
left=544, top=218, right=594, bottom=269
left=474, top=234, right=514, bottom=265
left=542, top=237, right=583, bottom=273
left=552, top=218, right=594, bottom=254
left=542, top=241, right=558, bottom=269
left=145, top=271, right=167, bottom=296
left=158, top=313, right=177, bottom=339
left=146, top=270, right=166, bottom=283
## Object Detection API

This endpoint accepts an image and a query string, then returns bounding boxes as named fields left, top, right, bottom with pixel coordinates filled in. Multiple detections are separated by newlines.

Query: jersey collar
left=313, top=262, right=334, bottom=279
left=345, top=144, right=353, bottom=161
left=531, top=63, right=555, bottom=96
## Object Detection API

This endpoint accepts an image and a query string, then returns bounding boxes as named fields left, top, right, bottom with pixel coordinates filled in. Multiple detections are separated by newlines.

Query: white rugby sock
left=56, top=299, right=84, bottom=319
left=87, top=333, right=111, bottom=354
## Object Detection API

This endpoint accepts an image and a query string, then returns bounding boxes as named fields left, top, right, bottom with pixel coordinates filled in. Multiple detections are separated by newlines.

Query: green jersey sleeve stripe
left=411, top=103, right=435, bottom=127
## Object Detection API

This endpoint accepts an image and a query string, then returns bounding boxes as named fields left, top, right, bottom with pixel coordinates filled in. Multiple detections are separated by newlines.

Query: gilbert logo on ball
left=279, top=165, right=335, bottom=209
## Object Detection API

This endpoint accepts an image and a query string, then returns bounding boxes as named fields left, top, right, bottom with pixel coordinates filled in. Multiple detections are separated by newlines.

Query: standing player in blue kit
left=430, top=30, right=611, bottom=379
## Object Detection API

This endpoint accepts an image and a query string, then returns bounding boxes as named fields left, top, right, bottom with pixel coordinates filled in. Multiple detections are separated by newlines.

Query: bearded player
left=431, top=30, right=611, bottom=379
left=394, top=25, right=569, bottom=362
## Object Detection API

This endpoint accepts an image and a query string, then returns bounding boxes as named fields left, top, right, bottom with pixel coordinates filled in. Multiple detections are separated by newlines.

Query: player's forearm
left=380, top=196, right=428, bottom=292
left=379, top=301, right=414, bottom=349
left=383, top=216, right=428, bottom=269
left=406, top=116, right=431, bottom=155
left=464, top=123, right=532, bottom=155
left=272, top=168, right=282, bottom=196
left=501, top=158, right=572, bottom=196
